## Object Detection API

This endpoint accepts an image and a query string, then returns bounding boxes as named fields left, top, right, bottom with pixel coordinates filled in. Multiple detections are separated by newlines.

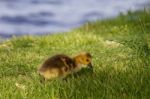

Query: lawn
left=0, top=10, right=150, bottom=99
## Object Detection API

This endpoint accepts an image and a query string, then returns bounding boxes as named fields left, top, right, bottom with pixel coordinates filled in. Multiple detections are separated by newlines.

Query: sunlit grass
left=0, top=10, right=150, bottom=99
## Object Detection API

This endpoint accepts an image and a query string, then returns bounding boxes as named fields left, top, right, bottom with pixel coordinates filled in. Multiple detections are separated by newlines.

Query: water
left=0, top=0, right=149, bottom=37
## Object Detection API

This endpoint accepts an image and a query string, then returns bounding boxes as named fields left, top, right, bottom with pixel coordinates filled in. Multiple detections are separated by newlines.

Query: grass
left=0, top=9, right=150, bottom=99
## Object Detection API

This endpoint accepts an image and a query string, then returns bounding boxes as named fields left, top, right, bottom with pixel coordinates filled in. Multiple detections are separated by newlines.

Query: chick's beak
left=88, top=63, right=93, bottom=69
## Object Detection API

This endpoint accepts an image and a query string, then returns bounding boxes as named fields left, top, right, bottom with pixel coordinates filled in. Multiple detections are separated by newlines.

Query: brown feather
left=39, top=54, right=75, bottom=71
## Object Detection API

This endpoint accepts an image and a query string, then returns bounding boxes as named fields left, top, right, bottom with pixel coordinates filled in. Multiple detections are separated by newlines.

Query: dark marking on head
left=86, top=53, right=92, bottom=58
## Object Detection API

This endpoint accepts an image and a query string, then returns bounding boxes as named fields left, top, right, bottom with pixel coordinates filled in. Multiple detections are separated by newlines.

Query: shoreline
left=0, top=8, right=149, bottom=40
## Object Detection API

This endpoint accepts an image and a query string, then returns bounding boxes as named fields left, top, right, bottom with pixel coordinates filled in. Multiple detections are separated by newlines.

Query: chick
left=38, top=52, right=93, bottom=80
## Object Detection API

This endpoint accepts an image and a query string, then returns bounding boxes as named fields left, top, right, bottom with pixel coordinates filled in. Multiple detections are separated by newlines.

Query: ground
left=0, top=10, right=150, bottom=99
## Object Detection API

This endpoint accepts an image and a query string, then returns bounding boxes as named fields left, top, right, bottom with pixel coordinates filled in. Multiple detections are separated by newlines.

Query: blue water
left=0, top=0, right=149, bottom=37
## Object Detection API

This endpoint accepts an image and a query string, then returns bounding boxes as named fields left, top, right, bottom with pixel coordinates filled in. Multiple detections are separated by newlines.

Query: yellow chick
left=38, top=52, right=93, bottom=80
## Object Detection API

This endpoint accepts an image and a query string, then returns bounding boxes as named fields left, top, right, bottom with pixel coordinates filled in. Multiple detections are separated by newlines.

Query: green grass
left=0, top=10, right=150, bottom=99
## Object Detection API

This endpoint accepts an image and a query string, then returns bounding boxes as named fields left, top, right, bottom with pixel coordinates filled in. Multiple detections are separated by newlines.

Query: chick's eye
left=86, top=59, right=89, bottom=62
